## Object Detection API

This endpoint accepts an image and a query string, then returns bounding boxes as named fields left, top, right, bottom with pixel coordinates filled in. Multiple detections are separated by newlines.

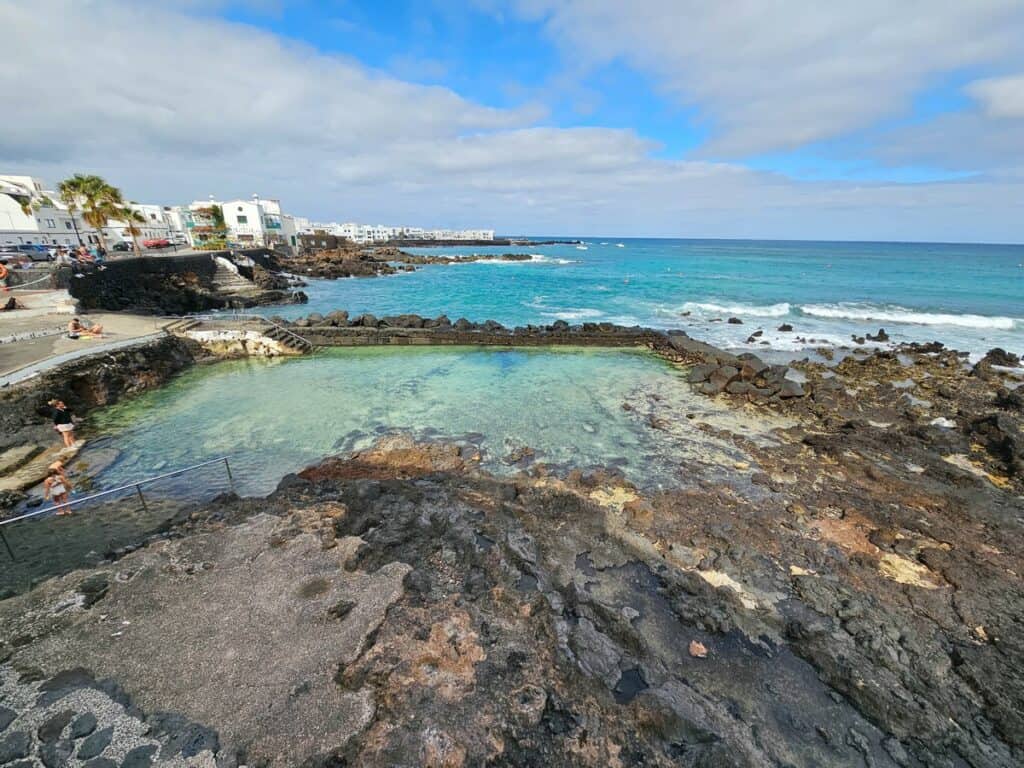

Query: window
left=45, top=218, right=56, bottom=228
left=237, top=215, right=248, bottom=224
left=65, top=221, right=73, bottom=230
left=150, top=213, right=157, bottom=220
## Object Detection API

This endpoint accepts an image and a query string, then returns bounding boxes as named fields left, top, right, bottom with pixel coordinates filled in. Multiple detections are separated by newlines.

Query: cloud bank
left=2, top=0, right=1022, bottom=242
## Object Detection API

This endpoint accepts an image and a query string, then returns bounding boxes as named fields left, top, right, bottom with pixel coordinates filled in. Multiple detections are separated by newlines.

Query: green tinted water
left=86, top=346, right=775, bottom=495
left=3, top=347, right=787, bottom=594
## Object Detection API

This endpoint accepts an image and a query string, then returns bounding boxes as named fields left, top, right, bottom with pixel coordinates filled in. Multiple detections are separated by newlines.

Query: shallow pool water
left=85, top=346, right=781, bottom=496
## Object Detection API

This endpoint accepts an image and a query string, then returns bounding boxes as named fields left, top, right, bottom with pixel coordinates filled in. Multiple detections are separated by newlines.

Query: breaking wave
left=470, top=254, right=577, bottom=265
left=681, top=301, right=792, bottom=318
left=799, top=304, right=1018, bottom=330
left=543, top=308, right=606, bottom=321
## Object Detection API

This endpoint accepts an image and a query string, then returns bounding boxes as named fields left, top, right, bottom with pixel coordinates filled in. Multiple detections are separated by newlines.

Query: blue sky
left=4, top=0, right=1024, bottom=241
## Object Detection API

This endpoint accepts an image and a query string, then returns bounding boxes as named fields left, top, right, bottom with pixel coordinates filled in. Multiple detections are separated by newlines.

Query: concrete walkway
left=1, top=288, right=169, bottom=386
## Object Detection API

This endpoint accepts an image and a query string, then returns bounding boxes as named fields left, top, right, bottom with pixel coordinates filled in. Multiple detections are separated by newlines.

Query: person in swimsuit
left=43, top=467, right=73, bottom=514
left=67, top=317, right=104, bottom=337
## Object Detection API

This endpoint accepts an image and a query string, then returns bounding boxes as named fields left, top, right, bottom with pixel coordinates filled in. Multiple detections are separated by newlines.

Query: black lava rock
left=76, top=726, right=113, bottom=760
left=70, top=713, right=98, bottom=739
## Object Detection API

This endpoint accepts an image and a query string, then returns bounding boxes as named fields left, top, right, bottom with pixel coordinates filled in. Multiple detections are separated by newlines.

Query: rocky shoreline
left=0, top=316, right=1022, bottom=766
left=283, top=244, right=539, bottom=280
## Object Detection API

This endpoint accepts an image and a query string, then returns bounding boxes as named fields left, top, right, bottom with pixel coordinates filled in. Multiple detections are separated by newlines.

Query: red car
left=143, top=238, right=172, bottom=249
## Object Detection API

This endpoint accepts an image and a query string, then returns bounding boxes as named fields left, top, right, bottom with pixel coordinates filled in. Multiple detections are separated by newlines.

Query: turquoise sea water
left=264, top=239, right=1024, bottom=358
left=85, top=347, right=782, bottom=496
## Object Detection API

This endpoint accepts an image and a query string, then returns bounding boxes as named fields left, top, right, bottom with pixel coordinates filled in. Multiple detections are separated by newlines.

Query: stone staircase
left=164, top=316, right=314, bottom=355
left=211, top=257, right=258, bottom=295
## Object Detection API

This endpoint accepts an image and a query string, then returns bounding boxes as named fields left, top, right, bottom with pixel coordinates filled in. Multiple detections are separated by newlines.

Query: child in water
left=43, top=467, right=73, bottom=514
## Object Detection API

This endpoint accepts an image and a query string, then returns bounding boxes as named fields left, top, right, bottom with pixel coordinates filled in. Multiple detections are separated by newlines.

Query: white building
left=0, top=175, right=99, bottom=247
left=187, top=194, right=300, bottom=250
left=102, top=202, right=179, bottom=246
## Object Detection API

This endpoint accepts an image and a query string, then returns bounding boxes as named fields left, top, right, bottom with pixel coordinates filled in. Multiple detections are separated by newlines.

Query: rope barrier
left=8, top=273, right=53, bottom=290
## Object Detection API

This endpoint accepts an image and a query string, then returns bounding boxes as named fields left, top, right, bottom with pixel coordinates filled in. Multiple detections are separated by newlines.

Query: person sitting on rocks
left=67, top=317, right=103, bottom=338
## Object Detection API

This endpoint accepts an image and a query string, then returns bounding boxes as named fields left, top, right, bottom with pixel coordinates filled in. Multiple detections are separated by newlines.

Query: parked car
left=143, top=238, right=172, bottom=249
left=13, top=244, right=54, bottom=262
left=111, top=241, right=132, bottom=252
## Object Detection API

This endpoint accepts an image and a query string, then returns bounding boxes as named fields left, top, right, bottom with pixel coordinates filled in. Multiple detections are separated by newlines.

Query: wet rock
left=453, top=318, right=473, bottom=331
left=354, top=313, right=379, bottom=328
left=76, top=726, right=113, bottom=760
left=38, top=709, right=74, bottom=743
left=120, top=744, right=157, bottom=768
left=0, top=731, right=31, bottom=763
left=0, top=709, right=15, bottom=734
left=969, top=413, right=1022, bottom=475
left=40, top=738, right=74, bottom=767
left=551, top=320, right=570, bottom=332
left=778, top=323, right=793, bottom=332
left=69, top=713, right=97, bottom=739
left=306, top=312, right=324, bottom=325
left=866, top=328, right=890, bottom=342
left=325, top=310, right=349, bottom=326
left=727, top=317, right=743, bottom=324
left=708, top=366, right=740, bottom=392
left=381, top=314, right=424, bottom=329
left=687, top=364, right=717, bottom=384
left=980, top=348, right=1021, bottom=368
left=726, top=380, right=751, bottom=396
left=995, top=387, right=1024, bottom=411
left=424, top=315, right=451, bottom=329
left=777, top=379, right=806, bottom=398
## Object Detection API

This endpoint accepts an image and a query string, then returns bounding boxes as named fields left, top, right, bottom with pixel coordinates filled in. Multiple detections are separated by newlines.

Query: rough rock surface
left=3, top=351, right=1023, bottom=768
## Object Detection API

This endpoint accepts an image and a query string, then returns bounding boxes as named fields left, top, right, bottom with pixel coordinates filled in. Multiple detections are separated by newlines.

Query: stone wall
left=297, top=325, right=666, bottom=349
left=65, top=249, right=296, bottom=314
left=65, top=254, right=220, bottom=314
left=0, top=336, right=204, bottom=452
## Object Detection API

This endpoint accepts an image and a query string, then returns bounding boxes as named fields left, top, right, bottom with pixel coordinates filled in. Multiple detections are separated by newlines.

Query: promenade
left=0, top=287, right=166, bottom=385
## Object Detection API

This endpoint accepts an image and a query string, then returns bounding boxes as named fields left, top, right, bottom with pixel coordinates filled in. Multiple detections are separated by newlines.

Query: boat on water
left=576, top=245, right=589, bottom=250
left=616, top=243, right=625, bottom=248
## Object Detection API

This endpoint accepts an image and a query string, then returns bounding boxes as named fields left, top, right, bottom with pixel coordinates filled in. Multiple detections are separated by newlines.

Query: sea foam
left=682, top=301, right=792, bottom=318
left=799, top=304, right=1017, bottom=330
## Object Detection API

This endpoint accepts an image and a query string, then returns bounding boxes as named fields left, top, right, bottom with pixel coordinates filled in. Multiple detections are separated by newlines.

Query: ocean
left=263, top=238, right=1024, bottom=359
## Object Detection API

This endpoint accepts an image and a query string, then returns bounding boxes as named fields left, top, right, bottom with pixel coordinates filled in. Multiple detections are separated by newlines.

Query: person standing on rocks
left=49, top=399, right=77, bottom=448
left=43, top=466, right=73, bottom=514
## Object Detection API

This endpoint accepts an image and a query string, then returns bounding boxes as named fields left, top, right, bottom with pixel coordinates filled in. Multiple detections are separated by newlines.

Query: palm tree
left=116, top=206, right=147, bottom=257
left=58, top=174, right=124, bottom=251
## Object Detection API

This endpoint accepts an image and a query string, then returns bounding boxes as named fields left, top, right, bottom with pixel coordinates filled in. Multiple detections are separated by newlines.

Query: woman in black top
left=49, top=399, right=76, bottom=448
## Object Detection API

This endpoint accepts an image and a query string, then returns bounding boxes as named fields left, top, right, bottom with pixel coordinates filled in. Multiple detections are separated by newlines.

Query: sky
left=2, top=0, right=1024, bottom=242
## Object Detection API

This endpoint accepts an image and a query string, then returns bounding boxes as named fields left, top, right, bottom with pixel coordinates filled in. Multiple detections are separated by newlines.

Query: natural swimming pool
left=84, top=346, right=780, bottom=496
left=2, top=346, right=791, bottom=593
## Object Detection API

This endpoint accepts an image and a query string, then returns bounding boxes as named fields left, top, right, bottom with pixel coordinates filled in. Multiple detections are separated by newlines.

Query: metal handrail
left=171, top=312, right=314, bottom=350
left=0, top=456, right=234, bottom=528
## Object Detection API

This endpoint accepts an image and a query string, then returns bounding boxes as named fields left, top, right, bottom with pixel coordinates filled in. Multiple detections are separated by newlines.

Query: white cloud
left=968, top=74, right=1024, bottom=118
left=1, top=0, right=1022, bottom=243
left=508, top=1, right=1024, bottom=156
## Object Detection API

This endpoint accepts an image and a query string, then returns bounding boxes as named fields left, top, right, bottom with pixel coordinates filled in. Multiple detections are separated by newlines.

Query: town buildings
left=305, top=221, right=494, bottom=244
left=1, top=173, right=495, bottom=254
left=0, top=175, right=99, bottom=247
